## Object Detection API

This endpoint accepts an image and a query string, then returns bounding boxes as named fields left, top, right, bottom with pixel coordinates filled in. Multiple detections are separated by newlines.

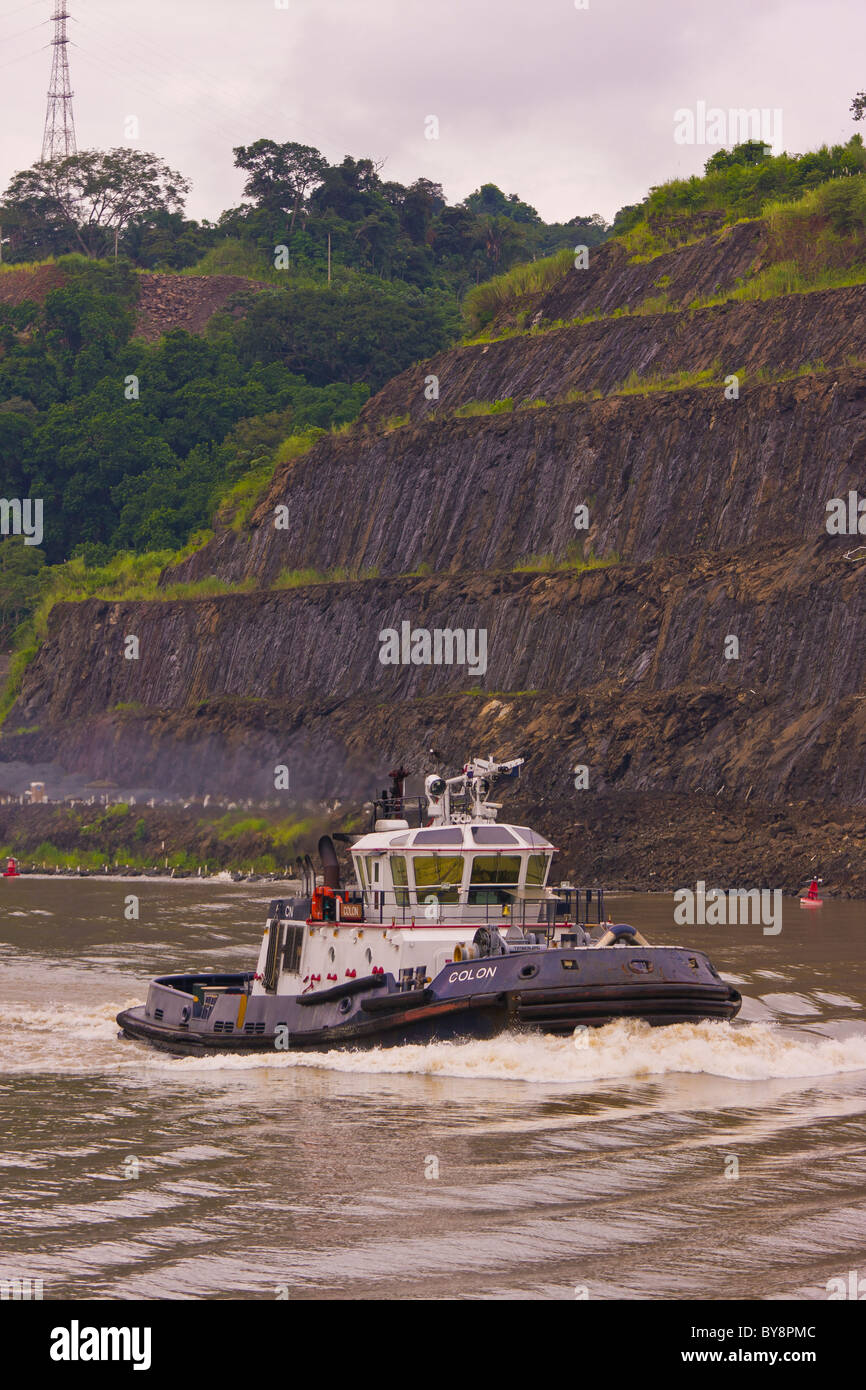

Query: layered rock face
left=164, top=368, right=866, bottom=588
left=7, top=220, right=866, bottom=885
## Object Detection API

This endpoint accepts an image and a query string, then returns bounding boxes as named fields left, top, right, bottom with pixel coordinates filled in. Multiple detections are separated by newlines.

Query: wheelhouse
left=351, top=822, right=554, bottom=922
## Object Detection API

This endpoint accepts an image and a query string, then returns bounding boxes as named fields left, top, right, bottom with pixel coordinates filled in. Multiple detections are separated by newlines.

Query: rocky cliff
left=164, top=367, right=866, bottom=588
left=6, top=218, right=866, bottom=889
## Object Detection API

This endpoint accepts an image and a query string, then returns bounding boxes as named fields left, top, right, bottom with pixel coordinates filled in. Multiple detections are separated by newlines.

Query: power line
left=71, top=41, right=258, bottom=155
left=0, top=0, right=48, bottom=19
left=75, top=0, right=346, bottom=158
left=0, top=17, right=47, bottom=42
left=0, top=41, right=46, bottom=73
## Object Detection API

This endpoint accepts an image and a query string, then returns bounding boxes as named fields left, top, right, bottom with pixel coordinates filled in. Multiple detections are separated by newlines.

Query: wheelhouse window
left=470, top=855, right=522, bottom=885
left=391, top=855, right=410, bottom=907
left=526, top=854, right=550, bottom=887
left=413, top=828, right=464, bottom=846
left=513, top=827, right=552, bottom=847
left=413, top=855, right=462, bottom=904
left=471, top=826, right=518, bottom=845
left=468, top=854, right=522, bottom=905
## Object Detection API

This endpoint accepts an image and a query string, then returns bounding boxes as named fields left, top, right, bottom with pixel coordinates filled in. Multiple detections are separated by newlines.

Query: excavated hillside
left=6, top=218, right=866, bottom=889
left=0, top=264, right=264, bottom=339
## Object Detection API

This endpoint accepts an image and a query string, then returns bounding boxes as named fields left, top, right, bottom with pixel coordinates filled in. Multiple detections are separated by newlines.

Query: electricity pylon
left=41, top=3, right=77, bottom=163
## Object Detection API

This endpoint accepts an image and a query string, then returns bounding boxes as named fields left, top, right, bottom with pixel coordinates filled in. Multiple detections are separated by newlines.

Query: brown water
left=1, top=879, right=865, bottom=1301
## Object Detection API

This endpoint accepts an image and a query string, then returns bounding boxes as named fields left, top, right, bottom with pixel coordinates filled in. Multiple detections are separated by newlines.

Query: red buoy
left=799, top=878, right=823, bottom=908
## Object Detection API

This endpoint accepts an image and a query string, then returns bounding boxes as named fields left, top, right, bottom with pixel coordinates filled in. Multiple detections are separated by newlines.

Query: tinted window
left=391, top=854, right=410, bottom=907
left=470, top=855, right=522, bottom=885
left=526, top=854, right=550, bottom=886
left=472, top=826, right=518, bottom=845
left=413, top=855, right=462, bottom=904
left=283, top=924, right=303, bottom=974
left=513, top=826, right=552, bottom=847
left=413, top=829, right=464, bottom=846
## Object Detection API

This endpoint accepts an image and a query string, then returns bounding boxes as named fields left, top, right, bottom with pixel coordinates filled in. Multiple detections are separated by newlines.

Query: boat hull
left=117, top=946, right=742, bottom=1057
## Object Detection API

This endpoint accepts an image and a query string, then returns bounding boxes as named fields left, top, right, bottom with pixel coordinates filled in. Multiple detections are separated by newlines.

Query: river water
left=1, top=880, right=865, bottom=1301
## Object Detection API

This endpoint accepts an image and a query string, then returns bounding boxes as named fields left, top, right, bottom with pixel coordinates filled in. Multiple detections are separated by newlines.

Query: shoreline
left=0, top=873, right=844, bottom=902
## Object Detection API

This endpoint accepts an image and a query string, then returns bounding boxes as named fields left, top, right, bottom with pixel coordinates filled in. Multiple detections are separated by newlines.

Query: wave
left=154, top=1018, right=866, bottom=1084
left=4, top=1005, right=866, bottom=1085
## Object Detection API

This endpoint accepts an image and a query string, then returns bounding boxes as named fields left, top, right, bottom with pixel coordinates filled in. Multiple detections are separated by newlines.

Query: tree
left=464, top=183, right=540, bottom=224
left=233, top=140, right=327, bottom=231
left=0, top=536, right=45, bottom=643
left=232, top=279, right=458, bottom=391
left=309, top=156, right=384, bottom=223
left=400, top=179, right=445, bottom=243
left=852, top=91, right=866, bottom=122
left=1, top=149, right=190, bottom=260
left=704, top=140, right=772, bottom=173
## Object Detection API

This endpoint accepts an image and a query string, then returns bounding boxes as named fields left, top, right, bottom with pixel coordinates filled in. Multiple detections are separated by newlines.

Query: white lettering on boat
left=448, top=966, right=498, bottom=984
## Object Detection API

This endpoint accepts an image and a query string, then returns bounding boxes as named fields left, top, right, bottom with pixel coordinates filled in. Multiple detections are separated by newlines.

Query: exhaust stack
left=304, top=854, right=316, bottom=896
left=318, top=835, right=341, bottom=890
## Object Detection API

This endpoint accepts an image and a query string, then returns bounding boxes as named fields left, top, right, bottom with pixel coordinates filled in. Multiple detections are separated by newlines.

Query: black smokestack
left=318, top=835, right=341, bottom=890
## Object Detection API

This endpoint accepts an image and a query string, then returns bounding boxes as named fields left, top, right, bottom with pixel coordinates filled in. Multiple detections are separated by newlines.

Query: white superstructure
left=252, top=757, right=566, bottom=997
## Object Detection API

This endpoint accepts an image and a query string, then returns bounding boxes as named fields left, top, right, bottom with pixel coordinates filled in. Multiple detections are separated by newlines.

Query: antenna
left=41, top=3, right=77, bottom=163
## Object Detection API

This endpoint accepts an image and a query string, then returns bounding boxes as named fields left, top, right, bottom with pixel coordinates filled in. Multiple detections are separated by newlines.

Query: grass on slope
left=461, top=247, right=574, bottom=335
left=512, top=544, right=619, bottom=574
left=461, top=153, right=866, bottom=343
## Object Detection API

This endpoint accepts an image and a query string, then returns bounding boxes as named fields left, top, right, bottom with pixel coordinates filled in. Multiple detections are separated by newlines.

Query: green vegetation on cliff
left=615, top=135, right=866, bottom=237
left=0, top=801, right=331, bottom=874
left=0, top=258, right=372, bottom=564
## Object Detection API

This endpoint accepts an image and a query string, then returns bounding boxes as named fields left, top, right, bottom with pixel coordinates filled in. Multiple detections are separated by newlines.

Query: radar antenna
left=425, top=755, right=524, bottom=825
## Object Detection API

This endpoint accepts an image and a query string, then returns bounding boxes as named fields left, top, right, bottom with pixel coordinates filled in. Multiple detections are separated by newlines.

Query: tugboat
left=117, top=757, right=741, bottom=1055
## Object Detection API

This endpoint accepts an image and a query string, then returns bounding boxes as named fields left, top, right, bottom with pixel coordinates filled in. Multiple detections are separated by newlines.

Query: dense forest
left=1, top=140, right=610, bottom=291
left=0, top=140, right=610, bottom=611
left=0, top=257, right=455, bottom=565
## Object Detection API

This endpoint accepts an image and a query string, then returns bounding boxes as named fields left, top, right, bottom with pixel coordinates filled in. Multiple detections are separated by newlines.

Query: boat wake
left=158, top=1017, right=866, bottom=1084
left=3, top=1002, right=866, bottom=1085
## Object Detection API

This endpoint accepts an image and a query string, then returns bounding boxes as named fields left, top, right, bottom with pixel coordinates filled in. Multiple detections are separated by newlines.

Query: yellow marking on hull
left=237, top=994, right=248, bottom=1028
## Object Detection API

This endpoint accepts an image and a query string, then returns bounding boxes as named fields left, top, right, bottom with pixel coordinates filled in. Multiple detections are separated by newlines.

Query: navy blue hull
left=117, top=946, right=742, bottom=1057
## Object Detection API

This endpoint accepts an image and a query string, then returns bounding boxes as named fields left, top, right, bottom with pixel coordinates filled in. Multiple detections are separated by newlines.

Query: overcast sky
left=1, top=0, right=863, bottom=225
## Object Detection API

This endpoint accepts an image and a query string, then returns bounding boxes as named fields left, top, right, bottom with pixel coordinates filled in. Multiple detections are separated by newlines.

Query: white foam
left=140, top=1018, right=866, bottom=1085
left=5, top=1005, right=866, bottom=1087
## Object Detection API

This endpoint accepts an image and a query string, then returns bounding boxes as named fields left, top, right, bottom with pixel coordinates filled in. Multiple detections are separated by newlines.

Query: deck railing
left=329, top=886, right=607, bottom=930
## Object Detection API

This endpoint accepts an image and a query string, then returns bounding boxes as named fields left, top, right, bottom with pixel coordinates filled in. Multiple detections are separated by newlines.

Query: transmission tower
left=41, top=3, right=77, bottom=163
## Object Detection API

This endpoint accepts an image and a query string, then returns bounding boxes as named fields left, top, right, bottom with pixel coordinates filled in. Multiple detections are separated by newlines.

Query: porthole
left=519, top=962, right=539, bottom=980
left=338, top=996, right=353, bottom=1015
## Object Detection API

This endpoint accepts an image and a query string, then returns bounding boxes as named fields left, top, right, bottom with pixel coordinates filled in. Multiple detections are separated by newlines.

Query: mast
left=425, top=756, right=524, bottom=824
